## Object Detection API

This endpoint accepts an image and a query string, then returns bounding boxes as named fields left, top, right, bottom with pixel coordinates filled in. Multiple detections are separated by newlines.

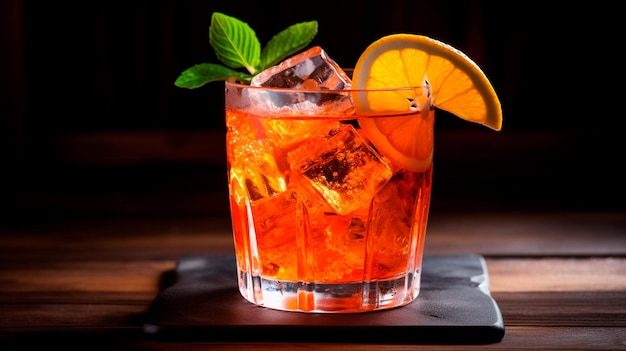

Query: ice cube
left=248, top=46, right=354, bottom=115
left=365, top=171, right=421, bottom=274
left=248, top=189, right=299, bottom=278
left=251, top=189, right=299, bottom=250
left=251, top=46, right=351, bottom=90
left=263, top=118, right=341, bottom=150
left=292, top=124, right=393, bottom=216
left=228, top=137, right=287, bottom=203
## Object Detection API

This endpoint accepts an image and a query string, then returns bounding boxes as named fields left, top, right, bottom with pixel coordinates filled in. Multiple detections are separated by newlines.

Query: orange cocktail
left=225, top=70, right=433, bottom=312
left=176, top=12, right=502, bottom=314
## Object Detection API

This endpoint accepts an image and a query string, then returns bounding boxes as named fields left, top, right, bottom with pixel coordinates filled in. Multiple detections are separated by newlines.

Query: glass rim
left=225, top=68, right=426, bottom=93
left=225, top=79, right=425, bottom=93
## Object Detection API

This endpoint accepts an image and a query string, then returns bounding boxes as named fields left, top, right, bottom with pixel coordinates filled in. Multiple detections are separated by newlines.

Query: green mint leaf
left=209, top=12, right=261, bottom=75
left=174, top=63, right=251, bottom=89
left=260, top=21, right=318, bottom=69
left=175, top=13, right=319, bottom=89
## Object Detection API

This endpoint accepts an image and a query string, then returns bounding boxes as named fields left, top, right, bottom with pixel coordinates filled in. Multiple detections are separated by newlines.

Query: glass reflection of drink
left=225, top=48, right=433, bottom=312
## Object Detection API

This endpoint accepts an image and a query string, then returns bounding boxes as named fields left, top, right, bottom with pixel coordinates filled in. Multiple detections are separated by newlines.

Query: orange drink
left=226, top=73, right=434, bottom=312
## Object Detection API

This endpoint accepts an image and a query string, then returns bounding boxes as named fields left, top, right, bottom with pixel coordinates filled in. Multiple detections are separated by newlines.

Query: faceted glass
left=225, top=76, right=433, bottom=313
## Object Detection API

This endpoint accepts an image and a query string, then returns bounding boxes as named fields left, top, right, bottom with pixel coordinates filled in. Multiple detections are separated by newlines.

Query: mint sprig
left=175, top=12, right=318, bottom=89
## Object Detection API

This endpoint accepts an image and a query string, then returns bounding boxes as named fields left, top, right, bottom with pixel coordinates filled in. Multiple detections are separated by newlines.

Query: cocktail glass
left=225, top=57, right=433, bottom=313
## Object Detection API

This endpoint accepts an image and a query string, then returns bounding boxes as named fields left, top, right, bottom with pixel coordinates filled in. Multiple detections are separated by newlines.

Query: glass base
left=237, top=270, right=421, bottom=313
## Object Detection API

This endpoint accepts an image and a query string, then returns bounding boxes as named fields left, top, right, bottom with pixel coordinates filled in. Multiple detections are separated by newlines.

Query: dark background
left=1, top=1, right=624, bottom=220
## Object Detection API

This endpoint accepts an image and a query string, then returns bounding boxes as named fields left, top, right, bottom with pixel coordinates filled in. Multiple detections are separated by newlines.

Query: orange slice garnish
left=353, top=34, right=503, bottom=172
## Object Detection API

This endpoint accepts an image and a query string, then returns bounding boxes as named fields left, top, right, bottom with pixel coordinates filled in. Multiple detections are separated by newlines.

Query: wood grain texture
left=1, top=212, right=625, bottom=349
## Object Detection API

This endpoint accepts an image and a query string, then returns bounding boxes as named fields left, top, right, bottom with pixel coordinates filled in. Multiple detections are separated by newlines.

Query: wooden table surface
left=1, top=128, right=625, bottom=349
left=1, top=208, right=625, bottom=350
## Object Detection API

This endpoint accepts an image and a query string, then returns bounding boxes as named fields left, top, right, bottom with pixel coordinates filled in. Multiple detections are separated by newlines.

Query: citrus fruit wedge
left=352, top=34, right=503, bottom=172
